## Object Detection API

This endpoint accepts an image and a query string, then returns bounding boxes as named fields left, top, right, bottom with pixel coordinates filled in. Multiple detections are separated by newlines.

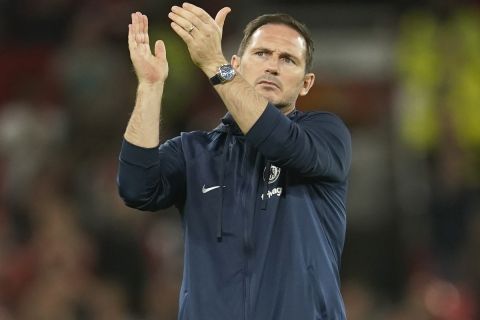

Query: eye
left=255, top=51, right=266, bottom=57
left=282, top=57, right=295, bottom=64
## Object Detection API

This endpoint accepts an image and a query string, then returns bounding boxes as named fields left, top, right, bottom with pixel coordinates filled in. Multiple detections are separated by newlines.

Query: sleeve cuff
left=245, top=103, right=289, bottom=147
left=119, top=139, right=160, bottom=168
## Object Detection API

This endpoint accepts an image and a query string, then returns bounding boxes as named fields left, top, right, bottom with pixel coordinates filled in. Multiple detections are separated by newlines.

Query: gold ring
left=188, top=25, right=194, bottom=33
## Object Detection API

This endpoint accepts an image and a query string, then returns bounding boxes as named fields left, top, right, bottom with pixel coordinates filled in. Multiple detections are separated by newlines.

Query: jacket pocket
left=178, top=291, right=189, bottom=320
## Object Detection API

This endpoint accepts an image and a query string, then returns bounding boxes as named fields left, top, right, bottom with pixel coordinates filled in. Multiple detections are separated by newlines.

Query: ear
left=231, top=54, right=241, bottom=69
left=299, top=72, right=315, bottom=96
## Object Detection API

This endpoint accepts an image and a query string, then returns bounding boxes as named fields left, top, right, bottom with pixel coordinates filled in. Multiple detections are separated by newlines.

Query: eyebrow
left=251, top=47, right=302, bottom=64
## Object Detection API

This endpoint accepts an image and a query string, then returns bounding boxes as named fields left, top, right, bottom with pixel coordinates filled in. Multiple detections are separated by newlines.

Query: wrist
left=201, top=58, right=229, bottom=78
left=137, top=81, right=165, bottom=91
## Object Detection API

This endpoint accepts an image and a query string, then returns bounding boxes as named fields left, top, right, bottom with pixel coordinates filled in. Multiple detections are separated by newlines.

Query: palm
left=128, top=12, right=168, bottom=84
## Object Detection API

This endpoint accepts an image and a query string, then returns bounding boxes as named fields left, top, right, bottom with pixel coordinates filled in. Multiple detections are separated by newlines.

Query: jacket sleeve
left=117, top=137, right=186, bottom=211
left=245, top=103, right=351, bottom=182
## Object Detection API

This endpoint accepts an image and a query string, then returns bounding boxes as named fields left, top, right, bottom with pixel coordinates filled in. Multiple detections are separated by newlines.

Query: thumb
left=154, top=40, right=166, bottom=60
left=214, top=7, right=231, bottom=30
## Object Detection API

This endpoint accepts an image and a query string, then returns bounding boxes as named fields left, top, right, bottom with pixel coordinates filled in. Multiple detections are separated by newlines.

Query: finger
left=154, top=40, right=166, bottom=61
left=168, top=12, right=195, bottom=33
left=214, top=7, right=231, bottom=30
left=130, top=12, right=135, bottom=39
left=128, top=24, right=136, bottom=50
left=142, top=14, right=150, bottom=49
left=170, top=22, right=193, bottom=44
left=132, top=12, right=140, bottom=43
left=143, top=14, right=148, bottom=34
left=139, top=12, right=144, bottom=34
left=132, top=12, right=140, bottom=35
left=131, top=12, right=136, bottom=26
left=171, top=6, right=205, bottom=31
left=137, top=12, right=146, bottom=44
left=136, top=13, right=149, bottom=47
left=129, top=13, right=139, bottom=50
left=182, top=2, right=213, bottom=25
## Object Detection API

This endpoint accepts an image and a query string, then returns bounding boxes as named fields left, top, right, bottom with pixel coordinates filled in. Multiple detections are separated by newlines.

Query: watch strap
left=209, top=74, right=223, bottom=85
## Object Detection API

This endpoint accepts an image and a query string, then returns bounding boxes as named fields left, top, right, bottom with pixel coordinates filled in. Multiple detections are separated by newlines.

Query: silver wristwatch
left=209, top=64, right=236, bottom=85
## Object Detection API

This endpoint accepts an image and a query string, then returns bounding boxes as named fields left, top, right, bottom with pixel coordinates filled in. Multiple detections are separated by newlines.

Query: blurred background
left=0, top=0, right=479, bottom=319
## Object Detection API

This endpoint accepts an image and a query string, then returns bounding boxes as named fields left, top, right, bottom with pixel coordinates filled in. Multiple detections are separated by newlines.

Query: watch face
left=219, top=65, right=236, bottom=81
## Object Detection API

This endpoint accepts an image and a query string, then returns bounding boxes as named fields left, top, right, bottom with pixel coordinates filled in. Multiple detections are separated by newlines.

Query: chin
left=273, top=103, right=291, bottom=110
left=260, top=92, right=280, bottom=104
left=257, top=91, right=291, bottom=109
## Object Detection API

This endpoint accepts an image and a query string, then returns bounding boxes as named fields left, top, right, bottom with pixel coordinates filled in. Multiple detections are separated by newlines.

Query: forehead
left=247, top=24, right=307, bottom=56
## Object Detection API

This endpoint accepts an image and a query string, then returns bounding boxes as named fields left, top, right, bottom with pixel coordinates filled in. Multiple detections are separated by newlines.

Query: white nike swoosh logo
left=202, top=185, right=222, bottom=193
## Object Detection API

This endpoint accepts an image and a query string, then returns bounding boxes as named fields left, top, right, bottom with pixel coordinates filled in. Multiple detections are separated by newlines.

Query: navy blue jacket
left=117, top=104, right=352, bottom=320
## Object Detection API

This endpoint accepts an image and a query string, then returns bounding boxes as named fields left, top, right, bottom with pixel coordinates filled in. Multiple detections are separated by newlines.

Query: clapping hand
left=168, top=3, right=231, bottom=73
left=128, top=12, right=168, bottom=85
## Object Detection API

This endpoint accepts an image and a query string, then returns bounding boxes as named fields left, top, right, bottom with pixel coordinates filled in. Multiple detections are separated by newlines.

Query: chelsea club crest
left=263, top=164, right=281, bottom=184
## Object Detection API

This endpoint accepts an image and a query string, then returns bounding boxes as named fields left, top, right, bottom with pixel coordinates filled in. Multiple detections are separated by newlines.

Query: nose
left=265, top=56, right=279, bottom=75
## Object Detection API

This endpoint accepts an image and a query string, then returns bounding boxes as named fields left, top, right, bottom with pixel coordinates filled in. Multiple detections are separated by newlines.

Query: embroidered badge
left=263, top=165, right=281, bottom=184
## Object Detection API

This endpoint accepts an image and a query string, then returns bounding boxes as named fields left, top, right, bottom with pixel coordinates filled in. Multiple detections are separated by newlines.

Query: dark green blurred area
left=0, top=0, right=479, bottom=319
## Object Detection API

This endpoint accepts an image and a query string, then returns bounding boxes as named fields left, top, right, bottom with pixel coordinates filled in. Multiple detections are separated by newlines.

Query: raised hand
left=128, top=12, right=168, bottom=84
left=168, top=3, right=231, bottom=74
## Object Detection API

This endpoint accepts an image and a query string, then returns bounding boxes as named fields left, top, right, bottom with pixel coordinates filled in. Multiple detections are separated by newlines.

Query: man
left=118, top=3, right=351, bottom=320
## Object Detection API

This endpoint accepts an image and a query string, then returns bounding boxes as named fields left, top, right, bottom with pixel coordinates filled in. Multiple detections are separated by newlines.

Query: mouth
left=257, top=80, right=280, bottom=90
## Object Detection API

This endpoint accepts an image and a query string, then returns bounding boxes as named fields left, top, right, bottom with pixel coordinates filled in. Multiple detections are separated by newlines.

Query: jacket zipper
left=242, top=145, right=252, bottom=320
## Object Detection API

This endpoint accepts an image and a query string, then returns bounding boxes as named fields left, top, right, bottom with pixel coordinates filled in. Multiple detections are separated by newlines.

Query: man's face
left=232, top=23, right=315, bottom=111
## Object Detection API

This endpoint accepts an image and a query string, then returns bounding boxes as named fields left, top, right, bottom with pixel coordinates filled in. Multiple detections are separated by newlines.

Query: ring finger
left=171, top=6, right=204, bottom=31
left=168, top=11, right=196, bottom=33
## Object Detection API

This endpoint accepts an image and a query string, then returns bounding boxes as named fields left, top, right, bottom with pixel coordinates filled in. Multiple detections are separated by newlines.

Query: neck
left=280, top=105, right=296, bottom=115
